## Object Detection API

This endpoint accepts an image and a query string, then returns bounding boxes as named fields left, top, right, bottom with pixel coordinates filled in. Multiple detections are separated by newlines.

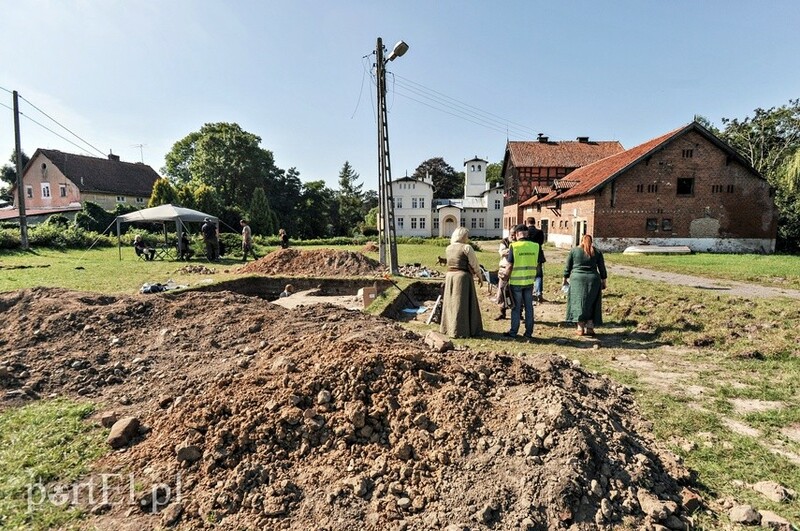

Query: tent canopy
left=115, top=204, right=217, bottom=260
left=116, top=204, right=217, bottom=224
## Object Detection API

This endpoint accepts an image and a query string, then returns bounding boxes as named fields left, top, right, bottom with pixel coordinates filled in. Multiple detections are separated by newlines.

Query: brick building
left=522, top=122, right=778, bottom=253
left=500, top=135, right=624, bottom=237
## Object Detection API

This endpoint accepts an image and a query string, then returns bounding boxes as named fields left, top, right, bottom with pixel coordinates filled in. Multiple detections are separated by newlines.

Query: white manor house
left=391, top=156, right=504, bottom=239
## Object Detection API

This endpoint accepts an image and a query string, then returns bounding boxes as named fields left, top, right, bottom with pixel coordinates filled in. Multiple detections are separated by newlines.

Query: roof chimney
left=577, top=136, right=590, bottom=143
left=108, top=151, right=120, bottom=162
left=537, top=133, right=549, bottom=143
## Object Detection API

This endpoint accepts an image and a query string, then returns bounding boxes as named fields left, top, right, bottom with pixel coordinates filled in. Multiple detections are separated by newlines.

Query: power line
left=18, top=94, right=106, bottom=157
left=0, top=86, right=13, bottom=94
left=13, top=108, right=98, bottom=156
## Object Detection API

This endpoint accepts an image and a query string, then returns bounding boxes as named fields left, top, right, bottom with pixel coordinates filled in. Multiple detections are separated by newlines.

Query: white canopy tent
left=115, top=204, right=218, bottom=260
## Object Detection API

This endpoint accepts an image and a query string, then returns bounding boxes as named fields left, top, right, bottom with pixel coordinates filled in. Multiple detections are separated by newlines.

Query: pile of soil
left=174, top=265, right=217, bottom=275
left=238, top=249, right=385, bottom=277
left=362, top=242, right=379, bottom=253
left=1, top=288, right=697, bottom=530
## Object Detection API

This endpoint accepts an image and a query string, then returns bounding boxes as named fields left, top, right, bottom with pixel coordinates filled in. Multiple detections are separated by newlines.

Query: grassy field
left=2, top=244, right=800, bottom=527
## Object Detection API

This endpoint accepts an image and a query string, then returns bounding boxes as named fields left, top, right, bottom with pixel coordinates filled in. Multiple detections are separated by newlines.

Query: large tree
left=411, top=157, right=462, bottom=199
left=163, top=122, right=277, bottom=210
left=717, top=99, right=800, bottom=252
left=296, top=180, right=336, bottom=239
left=1, top=150, right=29, bottom=202
left=335, top=161, right=364, bottom=236
left=486, top=162, right=503, bottom=187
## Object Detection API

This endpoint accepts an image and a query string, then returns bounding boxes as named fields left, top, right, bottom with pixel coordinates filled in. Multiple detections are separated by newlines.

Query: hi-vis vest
left=509, top=240, right=540, bottom=286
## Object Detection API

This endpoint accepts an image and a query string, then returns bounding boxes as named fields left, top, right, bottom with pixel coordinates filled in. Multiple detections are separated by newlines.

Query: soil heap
left=1, top=288, right=696, bottom=530
left=238, top=249, right=385, bottom=277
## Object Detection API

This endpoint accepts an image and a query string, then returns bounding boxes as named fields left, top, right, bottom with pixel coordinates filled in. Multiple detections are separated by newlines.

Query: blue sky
left=1, top=0, right=799, bottom=192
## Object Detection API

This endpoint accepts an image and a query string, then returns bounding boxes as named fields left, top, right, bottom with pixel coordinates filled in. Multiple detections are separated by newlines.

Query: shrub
left=0, top=229, right=21, bottom=249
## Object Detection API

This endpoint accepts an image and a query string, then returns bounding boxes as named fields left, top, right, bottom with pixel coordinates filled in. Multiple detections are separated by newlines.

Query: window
left=26, top=186, right=33, bottom=198
left=494, top=218, right=501, bottom=229
left=676, top=178, right=694, bottom=196
left=682, top=149, right=693, bottom=158
left=636, top=184, right=644, bottom=193
left=412, top=197, right=418, bottom=209
left=646, top=218, right=658, bottom=231
left=661, top=218, right=673, bottom=231
left=460, top=218, right=466, bottom=227
left=647, top=184, right=658, bottom=193
left=60, top=185, right=67, bottom=197
left=116, top=196, right=126, bottom=203
left=395, top=197, right=402, bottom=209
left=471, top=165, right=475, bottom=171
left=494, top=199, right=501, bottom=209
left=433, top=218, right=439, bottom=229
left=726, top=185, right=734, bottom=193
left=469, top=218, right=476, bottom=229
left=419, top=218, right=426, bottom=229
left=136, top=197, right=145, bottom=204
left=397, top=217, right=404, bottom=229
left=419, top=198, right=425, bottom=209
left=41, top=184, right=51, bottom=198
left=479, top=218, right=485, bottom=229
left=712, top=184, right=723, bottom=193
left=478, top=164, right=482, bottom=171
left=410, top=217, right=417, bottom=229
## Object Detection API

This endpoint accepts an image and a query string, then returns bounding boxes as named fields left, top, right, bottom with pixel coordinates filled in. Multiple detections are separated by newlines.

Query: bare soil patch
left=238, top=249, right=385, bottom=277
left=1, top=287, right=697, bottom=530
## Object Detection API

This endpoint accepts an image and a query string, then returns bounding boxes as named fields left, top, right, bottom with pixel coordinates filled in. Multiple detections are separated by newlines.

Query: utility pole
left=13, top=91, right=29, bottom=250
left=375, top=37, right=407, bottom=276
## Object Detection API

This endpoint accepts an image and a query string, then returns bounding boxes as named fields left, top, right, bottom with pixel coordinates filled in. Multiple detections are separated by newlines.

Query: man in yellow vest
left=504, top=224, right=540, bottom=339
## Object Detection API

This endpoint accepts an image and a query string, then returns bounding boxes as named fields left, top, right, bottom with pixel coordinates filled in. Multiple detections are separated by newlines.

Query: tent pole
left=117, top=219, right=121, bottom=260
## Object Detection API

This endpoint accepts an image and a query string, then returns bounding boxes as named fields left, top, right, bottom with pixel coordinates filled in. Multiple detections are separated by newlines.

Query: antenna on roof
left=131, top=144, right=146, bottom=163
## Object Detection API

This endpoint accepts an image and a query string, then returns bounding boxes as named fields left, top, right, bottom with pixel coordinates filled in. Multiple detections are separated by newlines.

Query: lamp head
left=387, top=40, right=409, bottom=61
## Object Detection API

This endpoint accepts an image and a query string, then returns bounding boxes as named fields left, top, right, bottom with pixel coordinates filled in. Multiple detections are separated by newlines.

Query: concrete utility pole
left=13, top=90, right=29, bottom=250
left=375, top=37, right=408, bottom=276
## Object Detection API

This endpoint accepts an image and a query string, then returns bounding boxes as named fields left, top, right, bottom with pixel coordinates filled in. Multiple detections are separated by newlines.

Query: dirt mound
left=238, top=248, right=385, bottom=277
left=1, top=288, right=697, bottom=530
left=362, top=242, right=379, bottom=253
left=174, top=264, right=217, bottom=275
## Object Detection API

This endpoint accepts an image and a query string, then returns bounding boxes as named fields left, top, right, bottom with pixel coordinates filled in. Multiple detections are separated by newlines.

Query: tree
left=1, top=150, right=29, bottom=202
left=335, top=161, right=364, bottom=236
left=486, top=162, right=503, bottom=187
left=148, top=178, right=178, bottom=207
left=411, top=157, right=462, bottom=199
left=718, top=99, right=800, bottom=252
left=296, top=180, right=336, bottom=239
left=163, top=122, right=277, bottom=210
left=249, top=187, right=277, bottom=236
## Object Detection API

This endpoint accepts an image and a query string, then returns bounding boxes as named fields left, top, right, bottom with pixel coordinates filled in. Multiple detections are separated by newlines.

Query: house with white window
left=3, top=148, right=160, bottom=221
left=391, top=156, right=504, bottom=239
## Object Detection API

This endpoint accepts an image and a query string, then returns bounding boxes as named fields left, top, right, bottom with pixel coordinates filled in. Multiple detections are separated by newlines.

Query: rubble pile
left=238, top=249, right=385, bottom=277
left=174, top=264, right=217, bottom=275
left=0, top=287, right=699, bottom=530
left=398, top=264, right=444, bottom=278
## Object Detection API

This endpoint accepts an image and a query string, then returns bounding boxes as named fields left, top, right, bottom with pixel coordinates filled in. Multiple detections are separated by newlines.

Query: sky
left=2, top=0, right=799, bottom=193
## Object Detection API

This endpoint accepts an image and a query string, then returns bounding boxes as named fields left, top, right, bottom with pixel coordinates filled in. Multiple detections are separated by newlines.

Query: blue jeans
left=510, top=284, right=534, bottom=336
left=534, top=275, right=543, bottom=296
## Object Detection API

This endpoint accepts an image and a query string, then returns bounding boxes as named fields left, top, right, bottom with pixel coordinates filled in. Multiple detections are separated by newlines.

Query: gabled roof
left=464, top=156, right=488, bottom=164
left=506, top=139, right=624, bottom=168
left=557, top=122, right=761, bottom=200
left=27, top=149, right=160, bottom=197
left=392, top=175, right=433, bottom=188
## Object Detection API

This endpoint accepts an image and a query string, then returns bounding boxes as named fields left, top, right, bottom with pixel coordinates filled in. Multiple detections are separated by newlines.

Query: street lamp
left=375, top=38, right=408, bottom=276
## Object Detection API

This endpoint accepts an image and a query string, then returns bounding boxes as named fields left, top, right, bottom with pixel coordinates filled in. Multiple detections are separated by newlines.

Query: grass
left=609, top=252, right=800, bottom=289
left=2, top=243, right=800, bottom=526
left=0, top=399, right=106, bottom=530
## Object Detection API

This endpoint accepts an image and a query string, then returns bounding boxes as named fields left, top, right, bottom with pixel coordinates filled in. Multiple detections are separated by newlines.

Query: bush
left=26, top=224, right=114, bottom=249
left=44, top=214, right=70, bottom=228
left=0, top=229, right=21, bottom=249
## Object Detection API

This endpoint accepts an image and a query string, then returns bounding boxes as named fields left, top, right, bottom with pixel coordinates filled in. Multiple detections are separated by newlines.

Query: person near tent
left=201, top=218, right=218, bottom=261
left=178, top=231, right=194, bottom=261
left=133, top=235, right=156, bottom=261
left=241, top=219, right=257, bottom=261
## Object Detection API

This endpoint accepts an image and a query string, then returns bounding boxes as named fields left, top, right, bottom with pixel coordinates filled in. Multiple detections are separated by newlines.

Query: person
left=133, top=235, right=155, bottom=261
left=279, top=284, right=294, bottom=298
left=279, top=228, right=289, bottom=249
left=504, top=224, right=540, bottom=339
left=493, top=234, right=514, bottom=320
left=240, top=220, right=257, bottom=262
left=201, top=218, right=218, bottom=261
left=439, top=227, right=483, bottom=338
left=178, top=232, right=194, bottom=261
left=563, top=234, right=608, bottom=337
left=526, top=217, right=546, bottom=303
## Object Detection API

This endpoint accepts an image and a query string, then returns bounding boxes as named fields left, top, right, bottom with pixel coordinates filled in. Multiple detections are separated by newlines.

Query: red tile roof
left=507, top=140, right=624, bottom=168
left=556, top=123, right=740, bottom=200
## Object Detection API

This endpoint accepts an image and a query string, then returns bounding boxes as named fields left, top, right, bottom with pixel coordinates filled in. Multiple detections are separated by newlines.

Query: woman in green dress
left=440, top=227, right=484, bottom=338
left=563, top=234, right=608, bottom=336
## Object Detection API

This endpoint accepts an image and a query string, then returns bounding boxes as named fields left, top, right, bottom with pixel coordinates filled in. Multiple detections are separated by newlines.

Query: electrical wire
left=351, top=55, right=372, bottom=120
left=0, top=86, right=13, bottom=94
left=18, top=94, right=106, bottom=157
left=12, top=109, right=96, bottom=156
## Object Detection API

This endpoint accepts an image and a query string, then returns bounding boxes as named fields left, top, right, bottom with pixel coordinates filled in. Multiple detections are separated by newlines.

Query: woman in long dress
left=440, top=227, right=483, bottom=338
left=563, top=234, right=608, bottom=336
